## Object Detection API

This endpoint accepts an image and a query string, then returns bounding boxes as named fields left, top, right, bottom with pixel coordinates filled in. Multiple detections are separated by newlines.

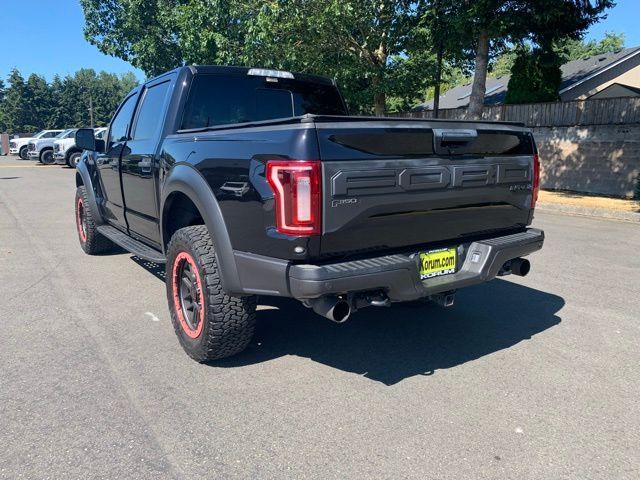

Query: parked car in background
left=28, top=129, right=76, bottom=164
left=9, top=130, right=64, bottom=160
left=55, top=127, right=106, bottom=167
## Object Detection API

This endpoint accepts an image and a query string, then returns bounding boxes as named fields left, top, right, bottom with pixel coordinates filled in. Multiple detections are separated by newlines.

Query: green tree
left=80, top=0, right=255, bottom=76
left=3, top=69, right=29, bottom=132
left=80, top=0, right=433, bottom=115
left=0, top=79, right=6, bottom=132
left=23, top=73, right=53, bottom=130
left=0, top=68, right=139, bottom=132
left=455, top=0, right=615, bottom=119
left=505, top=30, right=622, bottom=105
left=48, top=75, right=68, bottom=128
left=559, top=31, right=624, bottom=61
left=491, top=31, right=625, bottom=80
left=248, top=0, right=432, bottom=115
left=505, top=46, right=563, bottom=103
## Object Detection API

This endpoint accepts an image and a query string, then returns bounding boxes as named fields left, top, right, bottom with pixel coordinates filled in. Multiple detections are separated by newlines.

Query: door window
left=132, top=81, right=171, bottom=140
left=109, top=94, right=138, bottom=144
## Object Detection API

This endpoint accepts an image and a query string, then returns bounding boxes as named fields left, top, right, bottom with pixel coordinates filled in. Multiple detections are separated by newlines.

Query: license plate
left=419, top=248, right=457, bottom=279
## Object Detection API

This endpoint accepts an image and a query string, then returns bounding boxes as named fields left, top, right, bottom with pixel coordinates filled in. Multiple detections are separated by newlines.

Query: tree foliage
left=0, top=69, right=139, bottom=133
left=433, top=0, right=615, bottom=117
left=80, top=0, right=436, bottom=115
left=249, top=1, right=437, bottom=115
left=505, top=47, right=563, bottom=103
left=491, top=31, right=624, bottom=78
left=559, top=31, right=624, bottom=61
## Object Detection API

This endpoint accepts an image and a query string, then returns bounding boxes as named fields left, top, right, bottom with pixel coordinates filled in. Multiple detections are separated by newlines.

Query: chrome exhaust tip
left=309, top=296, right=351, bottom=323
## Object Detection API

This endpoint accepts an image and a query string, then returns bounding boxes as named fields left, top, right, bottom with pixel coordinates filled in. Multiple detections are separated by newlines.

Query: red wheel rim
left=76, top=196, right=87, bottom=243
left=171, top=252, right=205, bottom=339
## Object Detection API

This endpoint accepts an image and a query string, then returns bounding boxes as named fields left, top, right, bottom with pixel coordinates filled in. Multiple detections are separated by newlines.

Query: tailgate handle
left=434, top=129, right=478, bottom=145
left=433, top=129, right=478, bottom=154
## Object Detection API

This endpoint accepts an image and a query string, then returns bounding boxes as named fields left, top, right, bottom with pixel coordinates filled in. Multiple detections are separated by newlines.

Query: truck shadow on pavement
left=218, top=279, right=564, bottom=385
left=129, top=258, right=563, bottom=385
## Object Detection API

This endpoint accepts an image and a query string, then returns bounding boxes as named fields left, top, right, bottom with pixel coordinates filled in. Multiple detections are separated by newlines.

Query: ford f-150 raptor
left=74, top=65, right=544, bottom=362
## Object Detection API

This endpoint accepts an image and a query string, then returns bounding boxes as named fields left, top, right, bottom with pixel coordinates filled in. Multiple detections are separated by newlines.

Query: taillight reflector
left=266, top=160, right=321, bottom=235
left=531, top=153, right=540, bottom=208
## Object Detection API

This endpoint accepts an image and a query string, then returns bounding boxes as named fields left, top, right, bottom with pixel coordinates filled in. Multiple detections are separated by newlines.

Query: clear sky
left=0, top=0, right=145, bottom=82
left=1, top=0, right=639, bottom=83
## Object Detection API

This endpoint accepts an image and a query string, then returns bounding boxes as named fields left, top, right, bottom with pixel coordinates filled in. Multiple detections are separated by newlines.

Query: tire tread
left=75, top=186, right=114, bottom=254
left=166, top=225, right=256, bottom=362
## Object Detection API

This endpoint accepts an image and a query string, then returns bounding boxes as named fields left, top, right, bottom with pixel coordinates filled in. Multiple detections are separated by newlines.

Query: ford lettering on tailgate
left=331, top=163, right=531, bottom=197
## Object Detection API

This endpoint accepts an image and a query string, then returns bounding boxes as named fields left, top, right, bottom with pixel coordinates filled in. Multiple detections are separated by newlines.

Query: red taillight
left=266, top=160, right=321, bottom=236
left=531, top=153, right=540, bottom=208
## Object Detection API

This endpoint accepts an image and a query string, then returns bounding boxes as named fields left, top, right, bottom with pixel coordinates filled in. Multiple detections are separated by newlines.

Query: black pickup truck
left=74, top=65, right=544, bottom=362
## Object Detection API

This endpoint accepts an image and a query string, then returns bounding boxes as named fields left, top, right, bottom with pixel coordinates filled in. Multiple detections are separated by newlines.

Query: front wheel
left=166, top=225, right=257, bottom=362
left=19, top=146, right=28, bottom=160
left=75, top=186, right=114, bottom=254
left=68, top=152, right=81, bottom=168
left=40, top=149, right=55, bottom=165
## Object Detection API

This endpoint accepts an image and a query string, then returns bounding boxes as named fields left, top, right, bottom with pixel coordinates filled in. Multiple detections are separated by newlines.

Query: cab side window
left=132, top=81, right=171, bottom=141
left=109, top=95, right=138, bottom=144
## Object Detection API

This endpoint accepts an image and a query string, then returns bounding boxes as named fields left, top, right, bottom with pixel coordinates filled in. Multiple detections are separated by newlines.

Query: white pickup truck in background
left=28, top=129, right=76, bottom=164
left=9, top=130, right=64, bottom=159
left=54, top=127, right=107, bottom=167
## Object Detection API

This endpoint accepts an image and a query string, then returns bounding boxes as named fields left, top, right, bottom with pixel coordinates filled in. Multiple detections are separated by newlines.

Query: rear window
left=181, top=74, right=347, bottom=129
left=319, top=128, right=534, bottom=159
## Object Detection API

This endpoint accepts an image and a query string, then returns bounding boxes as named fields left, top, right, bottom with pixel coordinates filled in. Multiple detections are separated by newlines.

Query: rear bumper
left=291, top=228, right=544, bottom=302
left=232, top=229, right=544, bottom=301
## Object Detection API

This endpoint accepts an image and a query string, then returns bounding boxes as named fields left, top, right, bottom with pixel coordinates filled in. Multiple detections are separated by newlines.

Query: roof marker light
left=248, top=68, right=294, bottom=79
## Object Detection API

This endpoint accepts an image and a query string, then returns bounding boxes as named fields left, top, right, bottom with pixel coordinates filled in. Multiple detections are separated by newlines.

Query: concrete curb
left=537, top=202, right=640, bottom=223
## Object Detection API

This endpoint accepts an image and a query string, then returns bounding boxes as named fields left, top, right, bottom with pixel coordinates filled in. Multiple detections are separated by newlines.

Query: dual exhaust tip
left=309, top=257, right=531, bottom=323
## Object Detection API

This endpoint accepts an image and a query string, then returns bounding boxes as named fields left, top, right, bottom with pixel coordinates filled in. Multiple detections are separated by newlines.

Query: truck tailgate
left=315, top=119, right=536, bottom=257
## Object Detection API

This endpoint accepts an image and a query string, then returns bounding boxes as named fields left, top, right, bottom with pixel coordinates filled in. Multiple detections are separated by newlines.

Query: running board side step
left=97, top=225, right=166, bottom=264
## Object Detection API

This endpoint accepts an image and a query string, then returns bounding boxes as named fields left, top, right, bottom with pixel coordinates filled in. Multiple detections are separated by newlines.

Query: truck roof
left=141, top=65, right=336, bottom=90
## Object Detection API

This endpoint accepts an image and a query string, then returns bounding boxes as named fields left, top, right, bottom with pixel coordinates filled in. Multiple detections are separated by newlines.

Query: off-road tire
left=40, top=149, right=55, bottom=164
left=19, top=146, right=29, bottom=160
left=68, top=151, right=81, bottom=168
left=166, top=225, right=257, bottom=362
left=75, top=186, right=113, bottom=254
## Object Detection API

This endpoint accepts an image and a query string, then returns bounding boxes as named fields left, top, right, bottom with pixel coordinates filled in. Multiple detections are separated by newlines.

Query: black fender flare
left=160, top=164, right=242, bottom=295
left=75, top=158, right=105, bottom=225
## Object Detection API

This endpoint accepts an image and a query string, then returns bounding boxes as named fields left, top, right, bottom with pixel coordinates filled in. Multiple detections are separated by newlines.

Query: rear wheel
left=166, top=225, right=257, bottom=362
left=75, top=186, right=113, bottom=254
left=19, top=146, right=28, bottom=160
left=40, top=149, right=54, bottom=165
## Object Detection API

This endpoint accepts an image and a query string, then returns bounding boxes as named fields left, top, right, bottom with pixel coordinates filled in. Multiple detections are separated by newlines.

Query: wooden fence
left=389, top=96, right=640, bottom=127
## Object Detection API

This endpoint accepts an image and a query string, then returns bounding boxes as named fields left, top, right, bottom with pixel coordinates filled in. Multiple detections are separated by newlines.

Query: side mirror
left=95, top=139, right=106, bottom=153
left=75, top=128, right=96, bottom=151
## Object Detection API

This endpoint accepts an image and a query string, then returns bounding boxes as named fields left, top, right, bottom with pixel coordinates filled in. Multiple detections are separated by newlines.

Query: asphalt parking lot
left=1, top=155, right=638, bottom=479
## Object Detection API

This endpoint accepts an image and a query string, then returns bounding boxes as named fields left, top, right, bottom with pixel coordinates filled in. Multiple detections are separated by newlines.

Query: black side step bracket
left=97, top=225, right=166, bottom=264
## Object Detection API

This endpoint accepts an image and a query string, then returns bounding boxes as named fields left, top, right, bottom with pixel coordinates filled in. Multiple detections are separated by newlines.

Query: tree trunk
left=467, top=29, right=490, bottom=120
left=374, top=92, right=386, bottom=116
left=433, top=43, right=443, bottom=118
